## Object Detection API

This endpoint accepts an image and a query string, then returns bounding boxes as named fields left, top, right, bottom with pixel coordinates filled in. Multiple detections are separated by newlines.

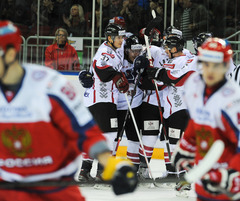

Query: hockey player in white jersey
left=146, top=34, right=197, bottom=191
left=114, top=34, right=143, bottom=170
left=78, top=24, right=129, bottom=182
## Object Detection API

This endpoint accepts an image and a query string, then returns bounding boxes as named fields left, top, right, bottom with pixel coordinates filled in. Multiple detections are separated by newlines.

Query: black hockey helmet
left=164, top=26, right=182, bottom=37
left=124, top=34, right=142, bottom=50
left=192, top=32, right=213, bottom=52
left=104, top=24, right=125, bottom=38
left=164, top=35, right=185, bottom=52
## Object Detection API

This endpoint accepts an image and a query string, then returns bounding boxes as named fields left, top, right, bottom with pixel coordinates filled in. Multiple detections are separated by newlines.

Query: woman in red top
left=45, top=28, right=80, bottom=71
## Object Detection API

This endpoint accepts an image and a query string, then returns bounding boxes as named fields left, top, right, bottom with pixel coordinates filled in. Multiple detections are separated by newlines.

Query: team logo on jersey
left=1, top=126, right=32, bottom=157
left=196, top=127, right=214, bottom=157
left=32, top=70, right=47, bottom=80
left=222, top=88, right=234, bottom=97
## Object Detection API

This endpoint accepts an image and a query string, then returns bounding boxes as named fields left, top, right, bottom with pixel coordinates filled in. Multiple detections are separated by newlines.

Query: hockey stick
left=144, top=34, right=172, bottom=161
left=0, top=174, right=184, bottom=189
left=124, top=93, right=159, bottom=187
left=113, top=69, right=144, bottom=155
left=184, top=140, right=225, bottom=183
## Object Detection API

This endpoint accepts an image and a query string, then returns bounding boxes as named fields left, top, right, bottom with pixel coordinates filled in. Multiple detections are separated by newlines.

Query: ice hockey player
left=145, top=34, right=197, bottom=191
left=78, top=23, right=129, bottom=182
left=172, top=37, right=240, bottom=201
left=192, top=32, right=213, bottom=54
left=0, top=20, right=138, bottom=200
left=114, top=34, right=143, bottom=170
left=192, top=32, right=236, bottom=77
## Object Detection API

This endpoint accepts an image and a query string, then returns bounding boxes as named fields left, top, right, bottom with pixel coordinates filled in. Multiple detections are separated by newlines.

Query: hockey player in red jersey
left=0, top=20, right=137, bottom=200
left=172, top=37, right=240, bottom=201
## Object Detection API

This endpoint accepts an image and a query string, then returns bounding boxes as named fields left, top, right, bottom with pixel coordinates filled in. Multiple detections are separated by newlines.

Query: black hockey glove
left=102, top=156, right=138, bottom=195
left=171, top=142, right=195, bottom=172
left=146, top=68, right=172, bottom=86
left=201, top=168, right=240, bottom=199
left=78, top=70, right=94, bottom=88
left=134, top=55, right=150, bottom=74
left=145, top=16, right=162, bottom=36
left=113, top=72, right=129, bottom=93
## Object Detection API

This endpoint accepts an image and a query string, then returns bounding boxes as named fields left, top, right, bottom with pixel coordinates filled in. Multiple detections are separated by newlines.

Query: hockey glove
left=78, top=70, right=94, bottom=88
left=171, top=143, right=195, bottom=172
left=145, top=16, right=162, bottom=36
left=133, top=55, right=150, bottom=74
left=201, top=168, right=240, bottom=199
left=113, top=72, right=129, bottom=93
left=146, top=68, right=173, bottom=86
left=102, top=156, right=138, bottom=195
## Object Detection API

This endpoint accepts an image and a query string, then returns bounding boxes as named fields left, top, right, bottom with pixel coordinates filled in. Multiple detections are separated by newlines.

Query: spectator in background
left=174, top=0, right=209, bottom=40
left=50, top=0, right=73, bottom=30
left=109, top=0, right=123, bottom=19
left=45, top=28, right=80, bottom=71
left=120, top=0, right=148, bottom=36
left=95, top=0, right=111, bottom=36
left=63, top=4, right=85, bottom=37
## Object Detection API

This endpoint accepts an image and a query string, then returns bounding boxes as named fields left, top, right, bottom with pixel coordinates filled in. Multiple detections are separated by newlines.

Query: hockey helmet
left=0, top=20, right=22, bottom=56
left=192, top=32, right=213, bottom=52
left=164, top=35, right=185, bottom=52
left=198, top=37, right=233, bottom=63
left=105, top=24, right=125, bottom=38
left=109, top=16, right=126, bottom=28
left=164, top=25, right=182, bottom=37
left=124, top=34, right=142, bottom=51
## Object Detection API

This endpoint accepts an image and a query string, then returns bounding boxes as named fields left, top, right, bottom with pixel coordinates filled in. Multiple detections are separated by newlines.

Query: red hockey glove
left=201, top=168, right=240, bottom=199
left=171, top=143, right=195, bottom=172
left=102, top=156, right=138, bottom=195
left=113, top=72, right=129, bottom=93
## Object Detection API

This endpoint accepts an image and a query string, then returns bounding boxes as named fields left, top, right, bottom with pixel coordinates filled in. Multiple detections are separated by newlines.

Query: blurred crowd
left=0, top=0, right=239, bottom=39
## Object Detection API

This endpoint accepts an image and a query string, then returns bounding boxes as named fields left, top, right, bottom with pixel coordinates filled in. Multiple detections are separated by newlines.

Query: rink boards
left=62, top=72, right=164, bottom=160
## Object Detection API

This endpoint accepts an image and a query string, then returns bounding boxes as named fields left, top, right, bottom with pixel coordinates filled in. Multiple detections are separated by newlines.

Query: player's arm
left=146, top=67, right=195, bottom=86
left=93, top=53, right=129, bottom=93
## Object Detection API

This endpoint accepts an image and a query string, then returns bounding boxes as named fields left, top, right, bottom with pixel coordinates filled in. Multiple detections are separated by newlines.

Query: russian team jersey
left=181, top=72, right=240, bottom=200
left=83, top=42, right=124, bottom=107
left=0, top=64, right=106, bottom=182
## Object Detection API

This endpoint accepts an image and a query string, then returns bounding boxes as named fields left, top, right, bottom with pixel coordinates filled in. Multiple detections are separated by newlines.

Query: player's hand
left=134, top=55, right=150, bottom=74
left=201, top=168, right=240, bottom=199
left=146, top=67, right=173, bottom=86
left=113, top=72, right=129, bottom=93
left=102, top=156, right=138, bottom=195
left=145, top=16, right=162, bottom=36
left=171, top=143, right=195, bottom=172
left=78, top=70, right=94, bottom=88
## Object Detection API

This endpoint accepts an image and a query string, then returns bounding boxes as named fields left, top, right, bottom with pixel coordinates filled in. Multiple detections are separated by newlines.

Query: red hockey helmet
left=198, top=37, right=233, bottom=63
left=109, top=16, right=126, bottom=28
left=0, top=20, right=22, bottom=55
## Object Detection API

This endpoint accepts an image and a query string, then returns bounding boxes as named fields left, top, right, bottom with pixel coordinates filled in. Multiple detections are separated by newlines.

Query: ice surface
left=77, top=159, right=197, bottom=201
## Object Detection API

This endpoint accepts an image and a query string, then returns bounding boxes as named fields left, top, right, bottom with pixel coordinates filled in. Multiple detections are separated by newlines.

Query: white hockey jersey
left=117, top=59, right=143, bottom=110
left=161, top=54, right=197, bottom=119
left=142, top=45, right=168, bottom=106
left=83, top=42, right=124, bottom=107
